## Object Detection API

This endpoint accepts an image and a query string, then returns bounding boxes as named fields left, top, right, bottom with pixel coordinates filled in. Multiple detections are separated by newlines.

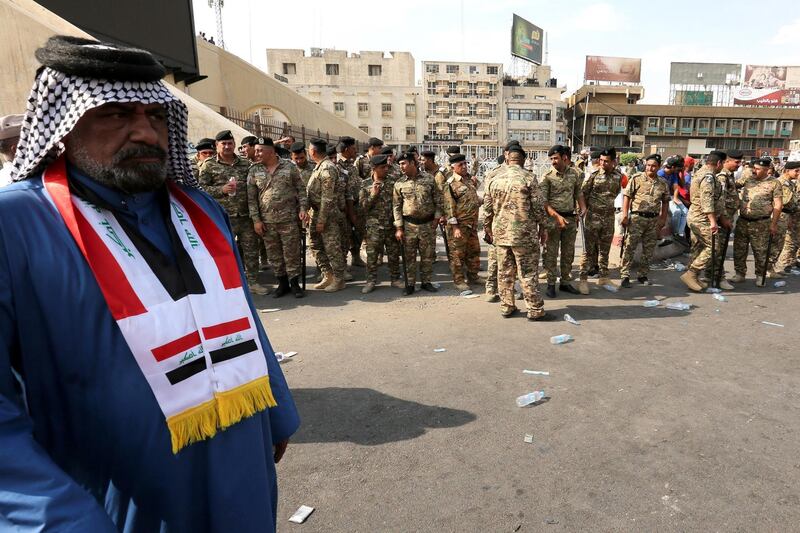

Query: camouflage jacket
left=483, top=165, right=547, bottom=247
left=717, top=168, right=740, bottom=214
left=198, top=154, right=252, bottom=217
left=624, top=172, right=670, bottom=214
left=294, top=161, right=316, bottom=189
left=778, top=175, right=798, bottom=213
left=247, top=158, right=307, bottom=224
left=307, top=159, right=343, bottom=225
left=392, top=171, right=442, bottom=227
left=739, top=176, right=781, bottom=218
left=443, top=173, right=480, bottom=227
left=582, top=168, right=622, bottom=215
left=354, top=154, right=373, bottom=180
left=434, top=166, right=452, bottom=194
left=688, top=166, right=724, bottom=219
left=359, top=177, right=395, bottom=229
left=337, top=156, right=358, bottom=204
left=540, top=165, right=583, bottom=214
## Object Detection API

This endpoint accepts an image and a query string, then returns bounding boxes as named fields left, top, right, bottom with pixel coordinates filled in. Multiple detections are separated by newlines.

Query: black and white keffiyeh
left=12, top=39, right=197, bottom=187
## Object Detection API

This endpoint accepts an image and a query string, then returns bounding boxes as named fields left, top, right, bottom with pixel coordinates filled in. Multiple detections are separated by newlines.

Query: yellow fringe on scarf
left=166, top=376, right=277, bottom=454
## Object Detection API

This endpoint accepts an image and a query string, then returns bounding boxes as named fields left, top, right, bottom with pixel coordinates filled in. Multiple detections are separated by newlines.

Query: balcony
left=426, top=116, right=438, bottom=124
left=476, top=128, right=489, bottom=135
left=596, top=125, right=608, bottom=132
left=697, top=128, right=709, bottom=135
left=746, top=128, right=759, bottom=135
left=435, top=106, right=449, bottom=114
left=764, top=128, right=776, bottom=136
left=714, top=128, right=726, bottom=135
left=680, top=127, right=693, bottom=134
left=731, top=127, right=742, bottom=135
left=613, top=125, right=625, bottom=133
left=455, top=126, right=469, bottom=135
left=647, top=127, right=659, bottom=134
left=456, top=85, right=469, bottom=94
left=664, top=126, right=676, bottom=134
left=781, top=129, right=792, bottom=136
left=382, top=111, right=392, bottom=118
left=476, top=107, right=491, bottom=115
left=456, top=106, right=469, bottom=115
left=476, top=86, right=490, bottom=95
left=435, top=85, right=449, bottom=94
left=435, top=126, right=449, bottom=135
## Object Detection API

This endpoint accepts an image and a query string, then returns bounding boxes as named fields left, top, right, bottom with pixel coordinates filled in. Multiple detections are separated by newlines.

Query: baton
left=761, top=231, right=773, bottom=286
left=711, top=229, right=717, bottom=289
left=301, top=227, right=307, bottom=290
left=715, top=226, right=731, bottom=287
left=398, top=230, right=410, bottom=292
left=439, top=223, right=451, bottom=258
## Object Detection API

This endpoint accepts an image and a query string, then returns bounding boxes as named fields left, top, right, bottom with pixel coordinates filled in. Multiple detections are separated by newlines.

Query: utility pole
left=209, top=0, right=225, bottom=49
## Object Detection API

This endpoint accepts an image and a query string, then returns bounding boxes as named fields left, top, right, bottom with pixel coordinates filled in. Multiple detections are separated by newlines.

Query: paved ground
left=257, top=239, right=800, bottom=532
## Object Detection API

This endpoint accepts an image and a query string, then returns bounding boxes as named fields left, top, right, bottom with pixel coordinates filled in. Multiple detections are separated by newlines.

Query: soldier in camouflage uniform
left=731, top=157, right=783, bottom=286
left=354, top=137, right=384, bottom=181
left=383, top=147, right=403, bottom=186
left=247, top=138, right=308, bottom=298
left=709, top=150, right=744, bottom=290
left=190, top=137, right=214, bottom=180
left=776, top=161, right=800, bottom=272
left=579, top=147, right=622, bottom=287
left=483, top=146, right=552, bottom=321
left=337, top=137, right=366, bottom=268
left=540, top=145, right=586, bottom=297
left=306, top=138, right=347, bottom=292
left=198, top=130, right=268, bottom=295
left=683, top=151, right=730, bottom=292
left=442, top=154, right=481, bottom=291
left=290, top=141, right=316, bottom=188
left=619, top=154, right=670, bottom=287
left=393, top=152, right=442, bottom=295
left=359, top=155, right=403, bottom=293
left=238, top=136, right=258, bottom=163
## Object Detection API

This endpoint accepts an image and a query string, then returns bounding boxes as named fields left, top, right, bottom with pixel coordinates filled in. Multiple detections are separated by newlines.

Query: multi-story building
left=421, top=60, right=503, bottom=160
left=266, top=48, right=423, bottom=146
left=566, top=84, right=800, bottom=157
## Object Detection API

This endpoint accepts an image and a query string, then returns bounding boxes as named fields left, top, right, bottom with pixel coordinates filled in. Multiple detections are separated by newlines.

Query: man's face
left=787, top=168, right=800, bottom=180
left=291, top=150, right=307, bottom=166
left=217, top=139, right=235, bottom=158
left=754, top=165, right=770, bottom=179
left=399, top=159, right=416, bottom=176
left=453, top=161, right=468, bottom=176
left=239, top=143, right=255, bottom=160
left=373, top=163, right=389, bottom=180
left=599, top=155, right=615, bottom=173
left=724, top=158, right=741, bottom=172
left=549, top=153, right=568, bottom=172
left=343, top=145, right=357, bottom=159
left=422, top=156, right=437, bottom=172
left=63, top=102, right=169, bottom=193
left=644, top=160, right=659, bottom=176
left=387, top=154, right=395, bottom=164
left=368, top=145, right=382, bottom=156
left=197, top=149, right=214, bottom=162
left=255, top=145, right=276, bottom=164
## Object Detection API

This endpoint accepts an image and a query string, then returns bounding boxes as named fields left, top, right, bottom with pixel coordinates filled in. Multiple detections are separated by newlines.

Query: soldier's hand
left=710, top=223, right=719, bottom=234
left=453, top=226, right=462, bottom=240
left=720, top=217, right=732, bottom=231
left=439, top=216, right=447, bottom=225
left=299, top=210, right=309, bottom=224
left=483, top=231, right=493, bottom=244
left=395, top=228, right=404, bottom=241
left=316, top=222, right=325, bottom=233
left=539, top=228, right=548, bottom=245
left=253, top=221, right=264, bottom=236
left=556, top=215, right=567, bottom=229
left=620, top=215, right=629, bottom=227
left=371, top=182, right=381, bottom=196
left=770, top=222, right=778, bottom=236
left=222, top=181, right=236, bottom=194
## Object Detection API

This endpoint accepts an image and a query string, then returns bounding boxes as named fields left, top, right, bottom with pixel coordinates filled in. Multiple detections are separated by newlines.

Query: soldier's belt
left=739, top=214, right=771, bottom=222
left=556, top=211, right=576, bottom=217
left=782, top=207, right=797, bottom=214
left=403, top=215, right=435, bottom=224
left=631, top=211, right=658, bottom=218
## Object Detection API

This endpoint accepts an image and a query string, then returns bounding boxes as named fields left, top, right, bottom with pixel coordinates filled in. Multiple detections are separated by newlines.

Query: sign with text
left=734, top=65, right=800, bottom=106
left=511, top=14, right=543, bottom=65
left=585, top=56, right=641, bottom=83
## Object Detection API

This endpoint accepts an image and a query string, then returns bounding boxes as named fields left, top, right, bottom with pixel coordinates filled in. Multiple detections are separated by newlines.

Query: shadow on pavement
left=290, top=387, right=476, bottom=445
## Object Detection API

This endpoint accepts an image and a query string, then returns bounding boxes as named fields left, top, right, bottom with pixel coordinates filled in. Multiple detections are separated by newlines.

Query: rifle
left=761, top=231, right=773, bottom=286
left=301, top=227, right=307, bottom=290
left=711, top=229, right=717, bottom=289
left=398, top=232, right=410, bottom=292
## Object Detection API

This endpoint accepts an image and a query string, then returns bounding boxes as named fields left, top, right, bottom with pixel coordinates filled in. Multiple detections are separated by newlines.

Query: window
left=359, top=125, right=369, bottom=134
left=426, top=63, right=440, bottom=73
left=780, top=120, right=793, bottom=132
left=382, top=126, right=393, bottom=139
left=507, top=109, right=520, bottom=121
left=722, top=138, right=736, bottom=149
left=448, top=82, right=457, bottom=93
left=740, top=138, right=753, bottom=150
left=446, top=64, right=459, bottom=74
left=358, top=102, right=369, bottom=114
left=647, top=117, right=659, bottom=128
left=730, top=119, right=743, bottom=132
left=680, top=118, right=693, bottom=130
left=664, top=117, right=677, bottom=129
left=325, top=63, right=339, bottom=75
left=405, top=126, right=416, bottom=138
left=613, top=116, right=626, bottom=128
left=747, top=119, right=759, bottom=132
left=405, top=103, right=416, bottom=117
left=469, top=65, right=479, bottom=74
left=764, top=119, right=777, bottom=133
left=596, top=116, right=609, bottom=127
left=697, top=118, right=710, bottom=130
left=333, top=102, right=345, bottom=114
left=713, top=119, right=727, bottom=131
left=539, top=109, right=552, bottom=121
left=381, top=103, right=392, bottom=115
left=368, top=64, right=382, bottom=76
left=282, top=63, right=296, bottom=75
left=487, top=66, right=498, bottom=75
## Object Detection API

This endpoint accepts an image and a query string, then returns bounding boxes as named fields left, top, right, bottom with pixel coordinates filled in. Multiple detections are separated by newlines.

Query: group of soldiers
left=188, top=128, right=799, bottom=320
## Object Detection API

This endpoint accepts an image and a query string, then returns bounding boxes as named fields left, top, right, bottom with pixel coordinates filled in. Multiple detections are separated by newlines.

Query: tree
left=619, top=153, right=642, bottom=166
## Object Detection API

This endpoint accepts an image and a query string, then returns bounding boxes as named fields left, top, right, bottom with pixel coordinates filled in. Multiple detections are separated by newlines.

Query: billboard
left=674, top=90, right=714, bottom=106
left=585, top=56, right=641, bottom=83
left=511, top=14, right=543, bottom=65
left=669, top=62, right=741, bottom=85
left=734, top=65, right=800, bottom=106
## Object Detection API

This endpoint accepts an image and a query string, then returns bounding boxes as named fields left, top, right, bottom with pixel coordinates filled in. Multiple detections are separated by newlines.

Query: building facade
left=266, top=48, right=423, bottom=146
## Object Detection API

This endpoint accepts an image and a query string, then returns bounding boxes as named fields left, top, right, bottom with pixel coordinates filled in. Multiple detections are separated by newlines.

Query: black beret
left=547, top=144, right=569, bottom=157
left=35, top=35, right=166, bottom=82
left=406, top=146, right=418, bottom=153
left=370, top=154, right=389, bottom=166
left=446, top=145, right=461, bottom=154
left=708, top=150, right=727, bottom=161
left=396, top=152, right=415, bottom=162
left=241, top=136, right=258, bottom=146
left=380, top=146, right=394, bottom=155
left=589, top=149, right=602, bottom=159
left=665, top=155, right=684, bottom=167
left=215, top=130, right=234, bottom=142
left=449, top=154, right=466, bottom=164
left=195, top=138, right=214, bottom=151
left=727, top=149, right=744, bottom=159
left=754, top=157, right=772, bottom=167
left=339, top=136, right=356, bottom=147
left=507, top=146, right=527, bottom=159
left=505, top=140, right=521, bottom=151
left=420, top=150, right=436, bottom=158
left=289, top=141, right=306, bottom=153
left=599, top=147, right=617, bottom=159
left=645, top=154, right=662, bottom=164
left=496, top=155, right=505, bottom=164
left=368, top=137, right=384, bottom=147
left=309, top=138, right=327, bottom=150
left=256, top=137, right=274, bottom=146
left=326, top=145, right=337, bottom=156
left=785, top=161, right=800, bottom=169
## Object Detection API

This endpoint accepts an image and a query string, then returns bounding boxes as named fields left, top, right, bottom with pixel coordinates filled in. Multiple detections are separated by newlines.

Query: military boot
left=680, top=270, right=703, bottom=292
left=578, top=279, right=590, bottom=295
left=289, top=276, right=305, bottom=298
left=272, top=276, right=290, bottom=298
left=314, top=272, right=333, bottom=290
left=324, top=277, right=346, bottom=292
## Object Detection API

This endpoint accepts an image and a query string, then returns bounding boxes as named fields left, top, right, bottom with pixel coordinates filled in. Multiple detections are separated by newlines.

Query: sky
left=191, top=0, right=800, bottom=104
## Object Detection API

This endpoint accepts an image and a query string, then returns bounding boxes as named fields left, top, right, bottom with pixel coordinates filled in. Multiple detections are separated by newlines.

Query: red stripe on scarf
left=202, top=317, right=251, bottom=340
left=167, top=182, right=242, bottom=289
left=151, top=330, right=202, bottom=362
left=44, top=157, right=147, bottom=320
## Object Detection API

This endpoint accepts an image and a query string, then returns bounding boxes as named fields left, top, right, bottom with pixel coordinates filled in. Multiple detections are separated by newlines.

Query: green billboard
left=511, top=14, right=543, bottom=65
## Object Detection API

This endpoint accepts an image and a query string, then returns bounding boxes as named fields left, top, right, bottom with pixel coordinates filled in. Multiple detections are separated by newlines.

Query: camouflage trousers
left=496, top=244, right=544, bottom=318
left=446, top=224, right=481, bottom=284
left=543, top=217, right=577, bottom=284
left=733, top=217, right=772, bottom=278
left=364, top=224, right=400, bottom=282
left=620, top=215, right=658, bottom=278
left=777, top=212, right=800, bottom=270
left=579, top=210, right=614, bottom=279
left=687, top=217, right=715, bottom=273
left=771, top=214, right=789, bottom=266
left=262, top=221, right=301, bottom=278
left=230, top=216, right=261, bottom=284
left=402, top=221, right=436, bottom=285
left=309, top=211, right=346, bottom=278
left=485, top=243, right=498, bottom=293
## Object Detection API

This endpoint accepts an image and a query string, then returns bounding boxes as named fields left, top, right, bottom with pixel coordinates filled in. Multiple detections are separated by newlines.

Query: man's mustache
left=114, top=145, right=167, bottom=164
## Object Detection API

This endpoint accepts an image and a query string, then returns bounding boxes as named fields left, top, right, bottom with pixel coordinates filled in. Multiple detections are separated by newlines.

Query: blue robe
left=0, top=169, right=300, bottom=532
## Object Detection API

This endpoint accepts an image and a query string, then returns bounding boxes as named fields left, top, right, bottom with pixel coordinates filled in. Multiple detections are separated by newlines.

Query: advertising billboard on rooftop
left=585, top=56, right=641, bottom=83
left=511, top=14, right=543, bottom=65
left=669, top=62, right=741, bottom=85
left=734, top=65, right=800, bottom=107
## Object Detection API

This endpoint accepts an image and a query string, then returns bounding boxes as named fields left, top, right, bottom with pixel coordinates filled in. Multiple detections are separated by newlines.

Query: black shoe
left=559, top=283, right=580, bottom=295
left=620, top=277, right=631, bottom=288
left=546, top=284, right=556, bottom=298
left=289, top=276, right=305, bottom=298
left=273, top=275, right=290, bottom=298
left=637, top=276, right=651, bottom=285
left=420, top=282, right=438, bottom=292
left=403, top=285, right=415, bottom=296
left=528, top=312, right=556, bottom=322
left=784, top=266, right=793, bottom=274
left=587, top=266, right=599, bottom=277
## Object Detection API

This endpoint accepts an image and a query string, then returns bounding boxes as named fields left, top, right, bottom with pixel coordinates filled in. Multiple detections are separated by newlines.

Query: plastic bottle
left=550, top=334, right=573, bottom=345
left=602, top=284, right=619, bottom=293
left=712, top=293, right=727, bottom=302
left=774, top=281, right=787, bottom=288
left=516, top=390, right=545, bottom=407
left=674, top=263, right=687, bottom=272
left=643, top=300, right=660, bottom=307
left=227, top=176, right=237, bottom=197
left=665, top=302, right=691, bottom=311
left=563, top=314, right=580, bottom=325
left=706, top=287, right=722, bottom=294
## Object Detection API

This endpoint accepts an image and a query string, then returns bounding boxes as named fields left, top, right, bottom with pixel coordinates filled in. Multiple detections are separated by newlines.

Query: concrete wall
left=267, top=48, right=415, bottom=87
